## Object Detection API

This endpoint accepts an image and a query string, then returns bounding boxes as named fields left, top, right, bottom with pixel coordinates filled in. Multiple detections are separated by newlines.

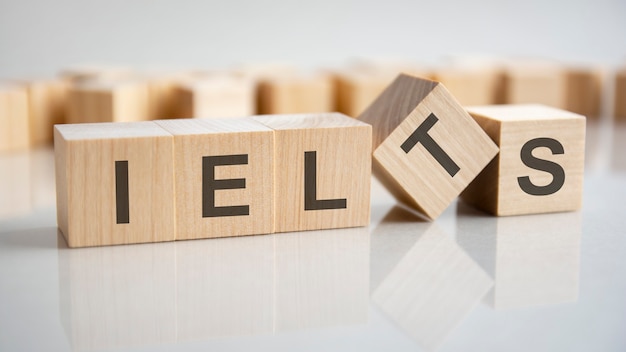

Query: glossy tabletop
left=1, top=120, right=625, bottom=352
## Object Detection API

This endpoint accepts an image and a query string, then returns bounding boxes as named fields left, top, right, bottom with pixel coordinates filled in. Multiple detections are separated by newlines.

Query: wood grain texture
left=155, top=118, right=274, bottom=240
left=67, top=80, right=151, bottom=124
left=615, top=69, right=626, bottom=121
left=462, top=104, right=586, bottom=216
left=175, top=75, right=255, bottom=118
left=257, top=73, right=334, bottom=114
left=54, top=121, right=176, bottom=247
left=564, top=67, right=603, bottom=118
left=360, top=74, right=498, bottom=219
left=19, top=79, right=68, bottom=146
left=253, top=113, right=371, bottom=233
left=0, top=84, right=30, bottom=152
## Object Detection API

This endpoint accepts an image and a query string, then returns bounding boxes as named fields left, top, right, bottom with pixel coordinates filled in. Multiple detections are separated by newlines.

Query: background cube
left=155, top=118, right=274, bottom=240
left=253, top=113, right=371, bottom=233
left=54, top=121, right=175, bottom=247
left=0, top=84, right=30, bottom=152
left=359, top=74, right=498, bottom=219
left=462, top=104, right=586, bottom=216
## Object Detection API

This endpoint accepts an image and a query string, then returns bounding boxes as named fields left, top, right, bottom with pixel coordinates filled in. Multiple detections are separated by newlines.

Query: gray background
left=1, top=0, right=625, bottom=77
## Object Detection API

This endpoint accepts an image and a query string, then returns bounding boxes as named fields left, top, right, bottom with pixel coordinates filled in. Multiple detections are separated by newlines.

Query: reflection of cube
left=253, top=113, right=371, bottom=232
left=0, top=84, right=30, bottom=152
left=54, top=122, right=176, bottom=247
left=463, top=104, right=585, bottom=216
left=359, top=74, right=498, bottom=219
left=155, top=118, right=274, bottom=240
left=58, top=240, right=176, bottom=350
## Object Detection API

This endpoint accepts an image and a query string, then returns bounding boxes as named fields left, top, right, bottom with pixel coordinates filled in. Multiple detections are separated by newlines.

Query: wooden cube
left=175, top=74, right=256, bottom=118
left=334, top=70, right=395, bottom=117
left=144, top=72, right=193, bottom=120
left=462, top=104, right=585, bottom=216
left=257, top=73, right=334, bottom=114
left=500, top=62, right=566, bottom=108
left=154, top=118, right=274, bottom=240
left=432, top=66, right=500, bottom=106
left=564, top=66, right=603, bottom=118
left=67, top=80, right=151, bottom=124
left=615, top=68, right=626, bottom=121
left=0, top=84, right=30, bottom=152
left=252, top=113, right=371, bottom=233
left=359, top=74, right=499, bottom=220
left=60, top=64, right=135, bottom=84
left=19, top=78, right=68, bottom=146
left=54, top=121, right=176, bottom=247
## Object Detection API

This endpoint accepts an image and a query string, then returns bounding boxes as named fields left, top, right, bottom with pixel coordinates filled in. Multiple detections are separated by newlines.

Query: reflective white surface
left=1, top=121, right=625, bottom=351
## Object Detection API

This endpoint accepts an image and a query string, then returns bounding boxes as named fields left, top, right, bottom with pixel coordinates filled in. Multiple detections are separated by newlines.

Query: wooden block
left=334, top=70, right=397, bottom=117
left=19, top=79, right=68, bottom=146
left=615, top=68, right=626, bottom=121
left=257, top=73, right=334, bottom=114
left=54, top=121, right=176, bottom=247
left=359, top=74, right=499, bottom=219
left=144, top=72, right=193, bottom=120
left=154, top=118, right=274, bottom=240
left=564, top=66, right=603, bottom=118
left=174, top=74, right=255, bottom=118
left=500, top=62, right=566, bottom=108
left=462, top=104, right=585, bottom=216
left=67, top=80, right=151, bottom=123
left=0, top=84, right=30, bottom=152
left=252, top=113, right=371, bottom=233
left=432, top=66, right=500, bottom=106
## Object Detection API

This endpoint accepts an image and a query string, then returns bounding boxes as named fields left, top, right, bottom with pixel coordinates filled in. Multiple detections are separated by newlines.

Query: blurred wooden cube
left=18, top=78, right=68, bottom=146
left=252, top=113, right=371, bottom=233
left=257, top=73, right=334, bottom=114
left=500, top=62, right=566, bottom=109
left=54, top=121, right=176, bottom=247
left=615, top=68, right=626, bottom=121
left=154, top=118, right=274, bottom=240
left=60, top=64, right=135, bottom=84
left=463, top=104, right=585, bottom=216
left=0, top=84, right=30, bottom=152
left=67, top=80, right=151, bottom=123
left=432, top=66, right=500, bottom=106
left=564, top=67, right=603, bottom=118
left=175, top=74, right=255, bottom=118
left=359, top=74, right=498, bottom=220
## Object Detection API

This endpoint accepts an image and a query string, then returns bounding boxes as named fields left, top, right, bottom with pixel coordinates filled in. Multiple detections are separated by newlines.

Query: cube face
left=503, top=66, right=566, bottom=109
left=253, top=113, right=371, bottom=233
left=564, top=69, right=602, bottom=118
left=370, top=82, right=499, bottom=219
left=67, top=82, right=150, bottom=124
left=55, top=122, right=176, bottom=247
left=23, top=79, right=68, bottom=146
left=616, top=70, right=626, bottom=121
left=177, top=77, right=255, bottom=118
left=463, top=104, right=586, bottom=216
left=155, top=118, right=274, bottom=240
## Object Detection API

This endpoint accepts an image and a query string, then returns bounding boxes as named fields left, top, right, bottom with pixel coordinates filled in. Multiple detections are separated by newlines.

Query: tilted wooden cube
left=359, top=74, right=499, bottom=219
left=54, top=121, right=176, bottom=247
left=0, top=83, right=30, bottom=152
left=67, top=80, right=151, bottom=124
left=253, top=113, right=371, bottom=232
left=462, top=104, right=585, bottom=216
left=154, top=118, right=274, bottom=240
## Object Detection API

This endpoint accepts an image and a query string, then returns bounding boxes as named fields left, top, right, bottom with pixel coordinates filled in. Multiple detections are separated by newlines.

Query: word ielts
left=55, top=75, right=585, bottom=248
